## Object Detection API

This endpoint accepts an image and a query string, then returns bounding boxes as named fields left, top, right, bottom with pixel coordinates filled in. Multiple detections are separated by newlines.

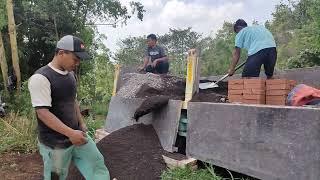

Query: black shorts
left=242, top=47, right=277, bottom=78
left=146, top=61, right=169, bottom=74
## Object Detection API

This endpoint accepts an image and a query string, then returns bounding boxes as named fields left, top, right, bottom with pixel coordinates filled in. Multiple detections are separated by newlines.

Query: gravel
left=116, top=73, right=185, bottom=99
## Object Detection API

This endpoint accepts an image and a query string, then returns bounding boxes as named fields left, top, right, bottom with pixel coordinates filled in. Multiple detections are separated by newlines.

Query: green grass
left=0, top=112, right=37, bottom=153
left=161, top=165, right=252, bottom=180
left=161, top=166, right=223, bottom=180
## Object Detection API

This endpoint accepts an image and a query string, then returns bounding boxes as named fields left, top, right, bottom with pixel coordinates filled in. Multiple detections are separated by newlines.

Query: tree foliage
left=115, top=0, right=320, bottom=77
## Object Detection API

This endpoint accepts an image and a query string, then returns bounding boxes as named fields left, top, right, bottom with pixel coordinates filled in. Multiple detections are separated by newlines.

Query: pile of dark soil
left=135, top=75, right=186, bottom=100
left=134, top=95, right=170, bottom=121
left=192, top=81, right=228, bottom=103
left=68, top=124, right=167, bottom=180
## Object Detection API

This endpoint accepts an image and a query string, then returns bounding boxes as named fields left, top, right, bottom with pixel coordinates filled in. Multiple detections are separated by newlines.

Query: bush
left=83, top=115, right=105, bottom=139
left=287, top=49, right=320, bottom=68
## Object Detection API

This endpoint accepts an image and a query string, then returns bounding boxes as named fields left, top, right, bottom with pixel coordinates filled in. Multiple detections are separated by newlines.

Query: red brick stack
left=266, top=79, right=296, bottom=105
left=228, top=79, right=244, bottom=103
left=243, top=79, right=266, bottom=104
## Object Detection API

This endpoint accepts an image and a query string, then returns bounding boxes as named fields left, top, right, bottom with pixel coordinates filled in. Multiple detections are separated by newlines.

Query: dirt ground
left=0, top=152, right=43, bottom=180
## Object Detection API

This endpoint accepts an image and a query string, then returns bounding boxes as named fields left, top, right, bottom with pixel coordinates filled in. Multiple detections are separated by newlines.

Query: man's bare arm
left=155, top=56, right=169, bottom=63
left=36, top=108, right=87, bottom=145
left=228, top=47, right=241, bottom=76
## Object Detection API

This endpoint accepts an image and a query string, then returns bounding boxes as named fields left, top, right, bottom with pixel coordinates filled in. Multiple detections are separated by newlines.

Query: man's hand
left=68, top=130, right=87, bottom=146
left=228, top=68, right=235, bottom=76
left=151, top=60, right=158, bottom=68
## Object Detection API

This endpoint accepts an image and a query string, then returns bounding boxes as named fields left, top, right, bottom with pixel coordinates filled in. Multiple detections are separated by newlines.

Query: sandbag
left=287, top=84, right=320, bottom=106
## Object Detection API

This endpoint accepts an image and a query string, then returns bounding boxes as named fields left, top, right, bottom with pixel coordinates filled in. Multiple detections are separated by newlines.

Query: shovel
left=199, top=61, right=246, bottom=90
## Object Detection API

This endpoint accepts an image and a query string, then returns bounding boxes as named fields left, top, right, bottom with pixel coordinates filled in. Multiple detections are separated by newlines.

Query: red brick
left=228, top=94, right=243, bottom=100
left=228, top=94, right=243, bottom=103
left=228, top=79, right=244, bottom=85
left=243, top=94, right=265, bottom=100
left=243, top=89, right=265, bottom=95
left=228, top=89, right=243, bottom=95
left=266, top=79, right=289, bottom=85
left=229, top=84, right=244, bottom=90
left=266, top=89, right=290, bottom=96
left=228, top=79, right=244, bottom=90
left=244, top=83, right=266, bottom=90
left=266, top=79, right=297, bottom=91
left=266, top=83, right=291, bottom=90
left=242, top=99, right=265, bottom=104
left=244, top=78, right=266, bottom=85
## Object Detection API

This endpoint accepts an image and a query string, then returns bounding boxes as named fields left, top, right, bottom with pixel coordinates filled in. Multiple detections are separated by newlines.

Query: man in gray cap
left=28, top=35, right=110, bottom=180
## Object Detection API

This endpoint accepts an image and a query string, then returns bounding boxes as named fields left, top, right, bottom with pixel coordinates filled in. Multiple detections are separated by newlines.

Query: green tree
left=200, top=22, right=246, bottom=76
left=160, top=27, right=202, bottom=76
left=114, top=36, right=146, bottom=66
left=268, top=0, right=320, bottom=69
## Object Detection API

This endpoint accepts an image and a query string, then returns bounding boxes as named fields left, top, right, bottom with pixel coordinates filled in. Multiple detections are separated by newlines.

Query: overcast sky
left=98, top=0, right=282, bottom=54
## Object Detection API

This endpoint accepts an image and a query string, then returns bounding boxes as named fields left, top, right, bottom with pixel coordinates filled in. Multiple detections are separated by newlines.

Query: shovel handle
left=215, top=61, right=246, bottom=84
left=234, top=61, right=246, bottom=71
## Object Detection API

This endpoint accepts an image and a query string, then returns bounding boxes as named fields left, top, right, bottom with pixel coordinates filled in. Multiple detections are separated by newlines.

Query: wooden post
left=7, top=0, right=21, bottom=93
left=183, top=49, right=199, bottom=109
left=0, top=32, right=8, bottom=93
left=112, top=64, right=121, bottom=96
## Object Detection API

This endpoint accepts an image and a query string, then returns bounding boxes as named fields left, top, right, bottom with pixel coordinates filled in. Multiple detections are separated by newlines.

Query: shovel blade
left=199, top=82, right=219, bottom=89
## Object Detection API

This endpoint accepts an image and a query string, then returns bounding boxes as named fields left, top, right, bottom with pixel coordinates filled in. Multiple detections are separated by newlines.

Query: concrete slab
left=187, top=102, right=320, bottom=180
left=105, top=96, right=182, bottom=152
left=152, top=100, right=183, bottom=152
left=105, top=96, right=153, bottom=133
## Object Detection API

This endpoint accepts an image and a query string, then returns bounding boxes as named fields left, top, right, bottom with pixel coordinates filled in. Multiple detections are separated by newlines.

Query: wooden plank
left=162, top=155, right=197, bottom=169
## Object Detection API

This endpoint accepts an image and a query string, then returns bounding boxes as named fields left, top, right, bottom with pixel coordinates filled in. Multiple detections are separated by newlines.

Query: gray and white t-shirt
left=144, top=45, right=167, bottom=62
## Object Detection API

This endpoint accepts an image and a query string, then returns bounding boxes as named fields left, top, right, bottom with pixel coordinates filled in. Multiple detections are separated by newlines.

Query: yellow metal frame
left=183, top=49, right=199, bottom=109
left=112, top=64, right=121, bottom=96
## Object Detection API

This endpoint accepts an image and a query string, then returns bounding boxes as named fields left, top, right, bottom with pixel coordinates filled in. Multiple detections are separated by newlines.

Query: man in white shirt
left=28, top=35, right=110, bottom=180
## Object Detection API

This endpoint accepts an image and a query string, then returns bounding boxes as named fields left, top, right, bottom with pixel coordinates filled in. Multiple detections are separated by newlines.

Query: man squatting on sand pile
left=139, top=34, right=170, bottom=74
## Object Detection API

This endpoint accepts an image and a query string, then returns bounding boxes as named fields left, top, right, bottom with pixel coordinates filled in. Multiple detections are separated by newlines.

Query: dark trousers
left=242, top=47, right=277, bottom=78
left=146, top=61, right=169, bottom=74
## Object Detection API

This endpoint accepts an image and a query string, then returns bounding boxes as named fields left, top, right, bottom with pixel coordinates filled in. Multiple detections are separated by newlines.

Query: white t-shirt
left=28, top=63, right=69, bottom=108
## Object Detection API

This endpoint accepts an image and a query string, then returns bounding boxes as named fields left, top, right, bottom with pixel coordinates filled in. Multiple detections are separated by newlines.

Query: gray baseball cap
left=56, top=35, right=91, bottom=60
